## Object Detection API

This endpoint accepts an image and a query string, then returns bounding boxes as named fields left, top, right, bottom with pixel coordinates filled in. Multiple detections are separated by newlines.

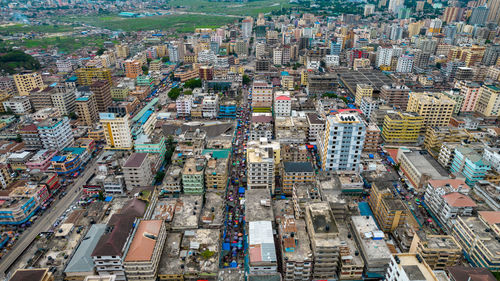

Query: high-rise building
left=454, top=80, right=481, bottom=112
left=364, top=4, right=375, bottom=16
left=75, top=66, right=112, bottom=86
left=90, top=80, right=112, bottom=113
left=354, top=84, right=373, bottom=106
left=406, top=92, right=456, bottom=131
left=483, top=45, right=500, bottom=66
left=241, top=18, right=253, bottom=38
left=247, top=146, right=275, bottom=193
left=382, top=111, right=424, bottom=143
left=380, top=84, right=410, bottom=110
left=13, top=72, right=45, bottom=96
left=124, top=60, right=142, bottom=79
left=99, top=112, right=133, bottom=150
left=376, top=46, right=394, bottom=68
left=428, top=18, right=443, bottom=34
left=76, top=92, right=98, bottom=126
left=252, top=80, right=273, bottom=108
left=368, top=181, right=408, bottom=232
left=475, top=84, right=500, bottom=117
left=487, top=0, right=500, bottom=24
left=388, top=0, right=404, bottom=12
left=330, top=41, right=342, bottom=56
left=385, top=254, right=440, bottom=281
left=37, top=117, right=74, bottom=150
left=442, top=6, right=463, bottom=23
left=123, top=153, right=153, bottom=189
left=50, top=90, right=76, bottom=116
left=116, top=44, right=130, bottom=58
left=396, top=54, right=414, bottom=73
left=469, top=6, right=489, bottom=25
left=318, top=112, right=366, bottom=171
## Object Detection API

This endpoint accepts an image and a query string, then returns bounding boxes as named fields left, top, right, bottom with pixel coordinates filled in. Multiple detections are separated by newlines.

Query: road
left=0, top=154, right=100, bottom=277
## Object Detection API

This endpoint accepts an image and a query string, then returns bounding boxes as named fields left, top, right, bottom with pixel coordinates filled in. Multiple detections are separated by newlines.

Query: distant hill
left=0, top=48, right=41, bottom=74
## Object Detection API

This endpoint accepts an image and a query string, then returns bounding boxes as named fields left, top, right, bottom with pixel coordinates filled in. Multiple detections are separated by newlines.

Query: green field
left=0, top=24, right=75, bottom=35
left=14, top=36, right=113, bottom=54
left=60, top=14, right=239, bottom=32
left=167, top=0, right=294, bottom=16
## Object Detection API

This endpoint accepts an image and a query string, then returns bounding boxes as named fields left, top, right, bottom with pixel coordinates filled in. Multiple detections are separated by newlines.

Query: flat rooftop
left=351, top=216, right=392, bottom=262
left=201, top=192, right=225, bottom=227
left=337, top=69, right=394, bottom=94
left=307, top=202, right=339, bottom=235
left=397, top=254, right=438, bottom=281
left=402, top=151, right=449, bottom=179
left=172, top=195, right=203, bottom=230
left=158, top=232, right=183, bottom=275
left=245, top=189, right=274, bottom=223
left=280, top=218, right=313, bottom=263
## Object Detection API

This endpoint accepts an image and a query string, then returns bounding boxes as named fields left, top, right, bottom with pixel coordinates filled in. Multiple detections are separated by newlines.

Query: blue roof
left=104, top=196, right=113, bottom=202
left=63, top=147, right=86, bottom=155
left=137, top=109, right=154, bottom=125
left=281, top=71, right=289, bottom=76
left=66, top=76, right=78, bottom=82
left=51, top=155, right=67, bottom=162
left=358, top=202, right=374, bottom=217
left=64, top=224, right=106, bottom=273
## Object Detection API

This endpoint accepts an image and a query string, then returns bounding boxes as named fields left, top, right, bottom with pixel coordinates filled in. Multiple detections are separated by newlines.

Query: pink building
left=26, top=149, right=58, bottom=171
left=456, top=80, right=481, bottom=112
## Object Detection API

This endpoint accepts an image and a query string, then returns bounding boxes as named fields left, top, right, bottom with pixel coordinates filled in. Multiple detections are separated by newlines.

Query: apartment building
left=278, top=217, right=313, bottom=281
left=247, top=147, right=275, bottom=193
left=13, top=72, right=45, bottom=96
left=204, top=157, right=228, bottom=190
left=116, top=44, right=130, bottom=58
left=274, top=91, right=292, bottom=117
left=182, top=158, right=205, bottom=194
left=423, top=127, right=473, bottom=157
left=125, top=60, right=142, bottom=79
left=75, top=66, right=112, bottom=86
left=385, top=254, right=439, bottom=281
left=281, top=162, right=314, bottom=195
left=123, top=153, right=153, bottom=190
left=124, top=220, right=167, bottom=281
left=475, top=84, right=500, bottom=117
left=3, top=96, right=32, bottom=114
left=91, top=80, right=112, bottom=113
left=306, top=113, right=325, bottom=145
left=201, top=95, right=219, bottom=119
left=76, top=92, right=98, bottom=126
left=351, top=216, right=392, bottom=279
left=380, top=84, right=410, bottom=110
left=368, top=181, right=408, bottom=232
left=452, top=211, right=500, bottom=271
left=252, top=80, right=273, bottom=108
left=176, top=96, right=192, bottom=118
left=29, top=87, right=55, bottom=111
left=455, top=80, right=481, bottom=112
left=409, top=231, right=462, bottom=270
left=305, top=202, right=340, bottom=280
left=99, top=112, right=133, bottom=150
left=248, top=220, right=278, bottom=274
left=318, top=112, right=366, bottom=171
left=406, top=92, right=456, bottom=132
left=51, top=89, right=76, bottom=115
left=37, top=117, right=74, bottom=150
left=0, top=164, right=13, bottom=189
left=354, top=84, right=373, bottom=106
left=450, top=145, right=491, bottom=186
left=364, top=123, right=381, bottom=152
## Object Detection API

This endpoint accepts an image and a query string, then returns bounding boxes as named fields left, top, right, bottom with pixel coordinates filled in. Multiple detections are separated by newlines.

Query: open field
left=59, top=14, right=239, bottom=32
left=167, top=0, right=294, bottom=16
left=11, top=36, right=114, bottom=53
left=0, top=24, right=76, bottom=35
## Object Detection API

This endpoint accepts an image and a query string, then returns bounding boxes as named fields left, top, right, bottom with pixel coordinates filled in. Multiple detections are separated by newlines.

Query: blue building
left=450, top=146, right=490, bottom=186
left=219, top=102, right=237, bottom=119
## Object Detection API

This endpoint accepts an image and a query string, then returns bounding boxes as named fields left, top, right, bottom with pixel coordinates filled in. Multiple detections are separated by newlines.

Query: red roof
left=428, top=179, right=469, bottom=191
left=479, top=211, right=500, bottom=225
left=442, top=192, right=477, bottom=208
left=276, top=96, right=291, bottom=101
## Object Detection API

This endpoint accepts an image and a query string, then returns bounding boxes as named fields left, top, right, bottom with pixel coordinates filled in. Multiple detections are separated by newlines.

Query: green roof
left=202, top=149, right=231, bottom=159
left=486, top=84, right=500, bottom=92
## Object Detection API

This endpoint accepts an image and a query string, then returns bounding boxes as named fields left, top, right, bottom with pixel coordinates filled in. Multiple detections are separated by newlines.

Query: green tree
left=15, top=134, right=22, bottom=143
left=242, top=74, right=251, bottom=86
left=142, top=65, right=149, bottom=75
left=184, top=78, right=202, bottom=89
left=161, top=56, right=169, bottom=63
left=168, top=88, right=181, bottom=100
left=68, top=112, right=78, bottom=120
left=98, top=190, right=105, bottom=201
left=96, top=48, right=106, bottom=56
left=147, top=58, right=152, bottom=64
left=184, top=90, right=193, bottom=95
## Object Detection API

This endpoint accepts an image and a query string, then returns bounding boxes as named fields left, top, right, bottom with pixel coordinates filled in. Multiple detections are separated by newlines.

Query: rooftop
left=64, top=224, right=107, bottom=273
left=351, top=216, right=392, bottom=262
left=307, top=202, right=339, bottom=236
left=9, top=269, right=50, bottom=281
left=125, top=220, right=163, bottom=262
left=249, top=221, right=277, bottom=264
left=396, top=254, right=438, bottom=281
left=283, top=162, right=314, bottom=173
left=171, top=195, right=203, bottom=230
left=442, top=192, right=477, bottom=208
left=123, top=153, right=148, bottom=168
left=246, top=189, right=274, bottom=223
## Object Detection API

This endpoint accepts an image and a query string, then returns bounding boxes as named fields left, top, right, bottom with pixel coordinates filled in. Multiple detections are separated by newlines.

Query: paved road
left=0, top=155, right=100, bottom=277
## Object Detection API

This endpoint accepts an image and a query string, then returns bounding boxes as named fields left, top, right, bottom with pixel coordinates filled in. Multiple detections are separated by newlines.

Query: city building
left=76, top=92, right=99, bottom=126
left=248, top=220, right=278, bottom=274
left=380, top=84, right=410, bottom=110
left=37, top=117, right=74, bottom=150
left=354, top=84, right=373, bottom=106
left=99, top=112, right=133, bottom=150
left=125, top=60, right=142, bottom=79
left=281, top=162, right=314, bottom=195
left=274, top=91, right=292, bottom=117
left=13, top=72, right=45, bottom=96
left=75, top=66, right=112, bottom=86
left=182, top=157, right=205, bottom=194
left=397, top=148, right=449, bottom=190
left=91, top=80, right=112, bottom=113
left=368, top=181, right=408, bottom=232
left=385, top=254, right=439, bottom=281
left=382, top=111, right=424, bottom=144
left=409, top=231, right=462, bottom=270
left=475, top=84, right=500, bottom=117
left=364, top=123, right=381, bottom=152
left=247, top=146, right=275, bottom=193
left=406, top=92, right=456, bottom=132
left=3, top=96, right=32, bottom=114
left=318, top=112, right=366, bottom=171
left=50, top=89, right=76, bottom=116
left=252, top=80, right=273, bottom=109
left=450, top=145, right=491, bottom=186
left=123, top=153, right=153, bottom=190
left=423, top=127, right=472, bottom=157
left=9, top=268, right=54, bottom=281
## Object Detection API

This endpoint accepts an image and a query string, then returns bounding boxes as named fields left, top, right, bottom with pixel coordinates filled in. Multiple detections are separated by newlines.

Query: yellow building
left=406, top=92, right=455, bottom=132
left=475, top=84, right=500, bottom=117
left=452, top=211, right=500, bottom=272
left=13, top=72, right=45, bottom=96
left=149, top=59, right=162, bottom=73
left=204, top=157, right=229, bottom=190
left=353, top=58, right=371, bottom=70
left=301, top=70, right=309, bottom=86
left=111, top=86, right=130, bottom=101
left=0, top=164, right=13, bottom=189
left=354, top=84, right=373, bottom=106
left=281, top=162, right=315, bottom=195
left=0, top=92, right=12, bottom=113
left=368, top=181, right=408, bottom=232
left=76, top=93, right=98, bottom=127
left=88, top=127, right=105, bottom=141
left=281, top=75, right=294, bottom=90
left=183, top=54, right=197, bottom=63
left=382, top=111, right=424, bottom=143
left=409, top=232, right=462, bottom=270
left=99, top=112, right=133, bottom=150
left=75, top=66, right=112, bottom=86
left=423, top=127, right=473, bottom=157
left=116, top=44, right=130, bottom=58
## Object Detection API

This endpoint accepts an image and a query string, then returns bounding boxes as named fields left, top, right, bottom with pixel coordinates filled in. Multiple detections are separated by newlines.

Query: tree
left=142, top=65, right=149, bottom=75
left=15, top=134, right=22, bottom=143
left=184, top=78, right=202, bottom=89
left=184, top=90, right=193, bottom=95
left=98, top=190, right=105, bottom=201
left=242, top=74, right=251, bottom=86
left=68, top=112, right=78, bottom=120
left=161, top=56, right=169, bottom=63
left=168, top=88, right=181, bottom=100
left=435, top=62, right=441, bottom=69
left=96, top=48, right=106, bottom=56
left=154, top=171, right=166, bottom=183
left=147, top=58, right=152, bottom=64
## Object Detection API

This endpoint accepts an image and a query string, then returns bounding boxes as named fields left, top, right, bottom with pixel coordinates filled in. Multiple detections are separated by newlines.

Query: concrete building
left=182, top=158, right=205, bottom=194
left=364, top=123, right=381, bottom=152
left=409, top=231, right=462, bottom=270
left=380, top=84, right=411, bottom=111
left=204, top=157, right=228, bottom=190
left=116, top=44, right=130, bottom=58
left=252, top=80, right=273, bottom=109
left=306, top=113, right=324, bottom=145
left=76, top=92, right=98, bottom=126
left=37, top=117, right=74, bottom=150
left=397, top=149, right=449, bottom=191
left=452, top=211, right=500, bottom=271
left=123, top=220, right=167, bottom=281
left=13, top=72, right=45, bottom=96
left=125, top=60, right=142, bottom=79
left=368, top=181, right=408, bottom=232
left=281, top=162, right=314, bottom=195
left=351, top=216, right=392, bottom=279
left=9, top=269, right=54, bottom=281
left=274, top=91, right=292, bottom=117
left=382, top=111, right=424, bottom=144
left=278, top=216, right=313, bottom=281
left=455, top=80, right=481, bottom=112
left=248, top=220, right=278, bottom=274
left=385, top=254, right=439, bottom=281
left=247, top=146, right=275, bottom=193
left=318, top=112, right=366, bottom=171
left=75, top=66, right=112, bottom=86
left=305, top=202, right=340, bottom=280
left=423, top=127, right=472, bottom=157
left=99, top=112, right=133, bottom=150
left=176, top=95, right=193, bottom=118
left=3, top=96, right=32, bottom=114
left=91, top=80, right=112, bottom=113
left=123, top=153, right=153, bottom=189
left=51, top=89, right=76, bottom=116
left=475, top=84, right=500, bottom=117
left=406, top=92, right=456, bottom=132
left=450, top=145, right=491, bottom=186
left=354, top=84, right=373, bottom=106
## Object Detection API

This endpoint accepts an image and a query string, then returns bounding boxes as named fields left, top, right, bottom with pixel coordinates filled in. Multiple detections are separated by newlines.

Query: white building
left=51, top=90, right=76, bottom=116
left=359, top=96, right=381, bottom=122
left=396, top=55, right=414, bottom=73
left=176, top=96, right=193, bottom=117
left=252, top=80, right=273, bottom=108
left=3, top=96, right=32, bottom=114
left=274, top=91, right=291, bottom=117
left=248, top=221, right=277, bottom=274
left=388, top=0, right=404, bottom=13
left=168, top=44, right=179, bottom=63
left=385, top=254, right=439, bottom=281
left=247, top=146, right=275, bottom=192
left=364, top=4, right=375, bottom=16
left=306, top=113, right=325, bottom=145
left=99, top=112, right=133, bottom=150
left=318, top=112, right=366, bottom=171
left=202, top=95, right=219, bottom=118
left=242, top=19, right=253, bottom=39
left=273, top=48, right=283, bottom=65
left=376, top=46, right=394, bottom=67
left=483, top=147, right=500, bottom=172
left=325, top=55, right=340, bottom=67
left=198, top=50, right=217, bottom=64
left=37, top=117, right=74, bottom=150
left=56, top=59, right=73, bottom=73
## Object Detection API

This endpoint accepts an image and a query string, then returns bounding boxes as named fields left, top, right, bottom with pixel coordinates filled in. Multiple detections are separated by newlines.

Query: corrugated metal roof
left=64, top=224, right=106, bottom=273
left=248, top=221, right=276, bottom=263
